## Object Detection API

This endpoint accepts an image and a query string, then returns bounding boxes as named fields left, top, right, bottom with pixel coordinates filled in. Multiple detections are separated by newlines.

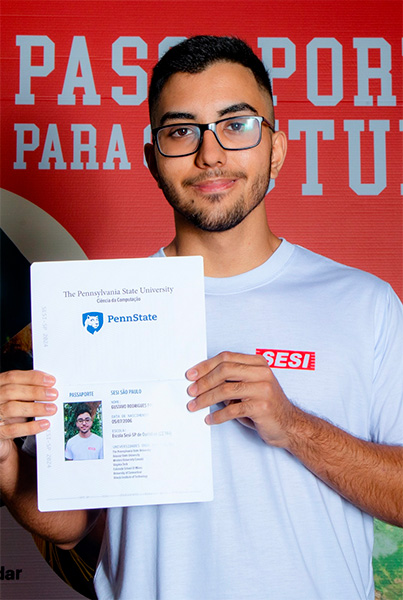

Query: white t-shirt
left=25, top=240, right=403, bottom=599
left=65, top=432, right=104, bottom=460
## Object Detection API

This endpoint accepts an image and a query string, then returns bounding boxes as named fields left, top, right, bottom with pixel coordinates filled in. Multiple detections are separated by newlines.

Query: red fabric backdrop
left=1, top=0, right=402, bottom=299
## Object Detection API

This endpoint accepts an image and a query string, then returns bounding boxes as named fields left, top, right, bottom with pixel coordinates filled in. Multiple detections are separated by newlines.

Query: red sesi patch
left=256, top=349, right=316, bottom=370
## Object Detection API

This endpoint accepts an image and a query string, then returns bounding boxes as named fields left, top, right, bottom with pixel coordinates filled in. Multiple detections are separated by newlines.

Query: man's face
left=146, top=61, right=285, bottom=233
left=76, top=412, right=93, bottom=435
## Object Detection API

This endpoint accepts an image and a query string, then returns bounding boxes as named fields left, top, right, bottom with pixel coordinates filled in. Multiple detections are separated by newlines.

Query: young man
left=65, top=404, right=103, bottom=461
left=0, top=36, right=402, bottom=599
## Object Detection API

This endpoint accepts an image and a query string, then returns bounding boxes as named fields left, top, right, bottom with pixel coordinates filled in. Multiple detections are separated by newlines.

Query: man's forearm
left=1, top=442, right=99, bottom=548
left=186, top=351, right=403, bottom=525
left=286, top=406, right=403, bottom=527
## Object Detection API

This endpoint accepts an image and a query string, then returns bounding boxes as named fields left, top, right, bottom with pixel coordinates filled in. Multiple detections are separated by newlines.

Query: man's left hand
left=186, top=351, right=296, bottom=448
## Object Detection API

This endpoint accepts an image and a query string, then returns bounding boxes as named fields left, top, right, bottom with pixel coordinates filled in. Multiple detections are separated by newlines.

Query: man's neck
left=79, top=431, right=92, bottom=439
left=164, top=205, right=281, bottom=277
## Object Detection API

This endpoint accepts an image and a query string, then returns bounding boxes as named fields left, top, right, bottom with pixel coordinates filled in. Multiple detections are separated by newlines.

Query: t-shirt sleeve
left=370, top=284, right=403, bottom=445
left=65, top=438, right=73, bottom=460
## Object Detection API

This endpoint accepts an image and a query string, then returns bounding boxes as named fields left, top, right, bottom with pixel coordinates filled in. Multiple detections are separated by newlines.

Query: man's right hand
left=0, top=370, right=101, bottom=551
left=0, top=370, right=58, bottom=461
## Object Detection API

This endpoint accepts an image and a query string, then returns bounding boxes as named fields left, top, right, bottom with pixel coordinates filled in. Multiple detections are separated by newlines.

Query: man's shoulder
left=66, top=433, right=80, bottom=448
left=293, top=243, right=392, bottom=292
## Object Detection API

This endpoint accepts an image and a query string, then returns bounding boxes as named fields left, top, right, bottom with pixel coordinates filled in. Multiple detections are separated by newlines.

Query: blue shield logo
left=82, top=312, right=103, bottom=334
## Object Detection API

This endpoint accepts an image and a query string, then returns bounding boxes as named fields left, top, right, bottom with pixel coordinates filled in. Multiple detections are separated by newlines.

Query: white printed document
left=31, top=256, right=213, bottom=511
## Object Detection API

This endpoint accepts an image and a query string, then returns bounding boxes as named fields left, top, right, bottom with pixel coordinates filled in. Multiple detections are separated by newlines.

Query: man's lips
left=183, top=170, right=247, bottom=194
left=191, top=178, right=238, bottom=194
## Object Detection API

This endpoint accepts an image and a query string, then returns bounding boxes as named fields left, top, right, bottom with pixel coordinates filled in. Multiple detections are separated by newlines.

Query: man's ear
left=270, top=131, right=287, bottom=180
left=144, top=143, right=161, bottom=187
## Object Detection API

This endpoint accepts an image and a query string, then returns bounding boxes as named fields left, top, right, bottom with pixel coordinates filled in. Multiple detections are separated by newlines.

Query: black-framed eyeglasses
left=152, top=115, right=275, bottom=158
left=77, top=417, right=92, bottom=424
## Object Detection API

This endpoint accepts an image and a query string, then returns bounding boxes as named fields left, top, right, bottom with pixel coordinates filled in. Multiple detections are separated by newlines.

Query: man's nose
left=194, top=129, right=227, bottom=168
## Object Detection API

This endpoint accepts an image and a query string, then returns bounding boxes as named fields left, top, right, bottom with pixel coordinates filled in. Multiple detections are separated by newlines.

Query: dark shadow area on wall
left=0, top=229, right=31, bottom=347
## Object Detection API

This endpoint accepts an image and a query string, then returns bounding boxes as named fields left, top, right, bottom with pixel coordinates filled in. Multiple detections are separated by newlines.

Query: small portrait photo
left=64, top=401, right=104, bottom=461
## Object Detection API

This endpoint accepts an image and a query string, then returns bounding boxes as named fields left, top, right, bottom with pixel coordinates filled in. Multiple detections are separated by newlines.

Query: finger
left=204, top=399, right=256, bottom=425
left=0, top=382, right=58, bottom=404
left=186, top=352, right=267, bottom=381
left=0, top=370, right=56, bottom=388
left=187, top=358, right=270, bottom=398
left=188, top=380, right=271, bottom=413
left=0, top=418, right=51, bottom=441
left=0, top=399, right=57, bottom=421
left=188, top=380, right=248, bottom=410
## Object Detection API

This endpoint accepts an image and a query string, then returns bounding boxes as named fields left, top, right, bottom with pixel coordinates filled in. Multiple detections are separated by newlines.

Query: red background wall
left=1, top=0, right=402, bottom=297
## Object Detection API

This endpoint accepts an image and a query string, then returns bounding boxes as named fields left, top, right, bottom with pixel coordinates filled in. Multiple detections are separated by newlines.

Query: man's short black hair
left=148, top=35, right=274, bottom=124
left=75, top=403, right=92, bottom=419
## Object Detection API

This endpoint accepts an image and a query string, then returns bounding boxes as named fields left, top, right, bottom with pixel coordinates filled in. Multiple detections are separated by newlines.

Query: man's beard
left=158, top=163, right=272, bottom=233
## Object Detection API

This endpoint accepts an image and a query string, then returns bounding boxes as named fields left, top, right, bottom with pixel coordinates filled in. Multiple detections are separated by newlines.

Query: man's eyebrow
left=218, top=103, right=259, bottom=117
left=158, top=103, right=259, bottom=126
left=159, top=111, right=196, bottom=126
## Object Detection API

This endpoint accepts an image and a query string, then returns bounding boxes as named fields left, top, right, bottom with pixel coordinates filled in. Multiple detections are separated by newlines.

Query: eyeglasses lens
left=157, top=117, right=261, bottom=157
left=217, top=117, right=260, bottom=149
left=157, top=125, right=200, bottom=156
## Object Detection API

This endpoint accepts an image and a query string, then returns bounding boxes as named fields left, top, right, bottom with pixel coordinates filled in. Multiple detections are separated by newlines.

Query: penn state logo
left=82, top=312, right=103, bottom=334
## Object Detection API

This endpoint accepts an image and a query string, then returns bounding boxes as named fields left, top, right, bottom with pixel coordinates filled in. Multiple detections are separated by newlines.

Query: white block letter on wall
left=258, top=38, right=296, bottom=106
left=71, top=124, right=99, bottom=169
left=112, top=37, right=148, bottom=106
left=14, top=124, right=40, bottom=168
left=288, top=120, right=334, bottom=195
left=58, top=37, right=101, bottom=105
left=15, top=36, right=55, bottom=105
left=354, top=38, right=396, bottom=106
left=307, top=38, right=343, bottom=106
left=344, top=120, right=389, bottom=195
